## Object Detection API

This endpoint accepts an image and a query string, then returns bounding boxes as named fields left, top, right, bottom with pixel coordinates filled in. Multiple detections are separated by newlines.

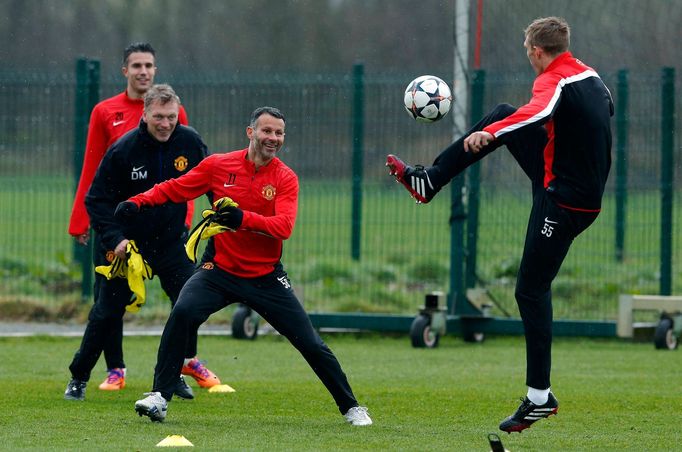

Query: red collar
left=544, top=51, right=573, bottom=73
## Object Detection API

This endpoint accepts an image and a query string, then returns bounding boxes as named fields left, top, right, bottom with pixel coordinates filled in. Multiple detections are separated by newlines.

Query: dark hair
left=143, top=84, right=181, bottom=111
left=123, top=42, right=156, bottom=66
left=249, top=106, right=285, bottom=128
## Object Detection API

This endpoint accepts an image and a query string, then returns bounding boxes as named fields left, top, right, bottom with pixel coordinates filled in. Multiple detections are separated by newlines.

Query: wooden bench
left=617, top=294, right=682, bottom=338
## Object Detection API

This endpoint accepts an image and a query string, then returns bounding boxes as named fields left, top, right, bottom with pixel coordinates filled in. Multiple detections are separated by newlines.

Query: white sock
left=527, top=387, right=550, bottom=405
left=183, top=358, right=192, bottom=366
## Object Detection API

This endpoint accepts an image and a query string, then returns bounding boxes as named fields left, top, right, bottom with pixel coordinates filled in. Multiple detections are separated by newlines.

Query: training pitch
left=0, top=333, right=677, bottom=451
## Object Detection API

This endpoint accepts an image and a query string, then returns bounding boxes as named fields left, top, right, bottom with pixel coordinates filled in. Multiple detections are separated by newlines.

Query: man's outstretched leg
left=246, top=270, right=372, bottom=426
left=387, top=104, right=518, bottom=203
left=135, top=271, right=224, bottom=422
left=156, top=253, right=222, bottom=392
left=385, top=155, right=438, bottom=203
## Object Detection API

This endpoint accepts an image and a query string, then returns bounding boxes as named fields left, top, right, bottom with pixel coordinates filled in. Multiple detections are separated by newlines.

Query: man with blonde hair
left=67, top=43, right=218, bottom=392
left=387, top=17, right=613, bottom=432
left=64, top=84, right=220, bottom=402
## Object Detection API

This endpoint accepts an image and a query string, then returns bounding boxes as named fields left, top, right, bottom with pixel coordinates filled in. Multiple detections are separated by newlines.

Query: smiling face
left=143, top=99, right=178, bottom=142
left=122, top=52, right=156, bottom=99
left=246, top=113, right=286, bottom=167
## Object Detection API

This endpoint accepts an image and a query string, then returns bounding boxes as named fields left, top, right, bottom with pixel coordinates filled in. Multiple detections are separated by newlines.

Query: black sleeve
left=199, top=135, right=209, bottom=160
left=85, top=148, right=127, bottom=250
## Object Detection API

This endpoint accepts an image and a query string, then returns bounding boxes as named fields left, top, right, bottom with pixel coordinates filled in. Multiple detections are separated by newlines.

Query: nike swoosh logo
left=223, top=183, right=236, bottom=188
left=132, top=166, right=145, bottom=172
left=113, top=120, right=125, bottom=126
left=544, top=217, right=558, bottom=224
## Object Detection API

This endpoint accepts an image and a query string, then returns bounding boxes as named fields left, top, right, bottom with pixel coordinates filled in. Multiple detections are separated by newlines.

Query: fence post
left=465, top=69, right=485, bottom=289
left=350, top=63, right=364, bottom=261
left=449, top=175, right=467, bottom=315
left=451, top=70, right=486, bottom=317
left=73, top=58, right=100, bottom=301
left=615, top=69, right=629, bottom=262
left=659, top=67, right=674, bottom=295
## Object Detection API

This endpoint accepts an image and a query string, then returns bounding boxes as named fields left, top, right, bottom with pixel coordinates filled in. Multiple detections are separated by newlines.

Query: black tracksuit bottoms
left=152, top=263, right=359, bottom=414
left=69, top=238, right=198, bottom=382
left=429, top=104, right=598, bottom=390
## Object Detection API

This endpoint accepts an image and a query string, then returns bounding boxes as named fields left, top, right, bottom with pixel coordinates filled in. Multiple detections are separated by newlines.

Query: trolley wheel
left=463, top=331, right=485, bottom=343
left=232, top=305, right=259, bottom=340
left=410, top=314, right=440, bottom=348
left=654, top=317, right=678, bottom=350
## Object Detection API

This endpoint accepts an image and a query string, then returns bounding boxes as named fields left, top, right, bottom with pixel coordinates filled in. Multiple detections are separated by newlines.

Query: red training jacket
left=68, top=91, right=190, bottom=236
left=483, top=52, right=613, bottom=211
left=130, top=148, right=299, bottom=278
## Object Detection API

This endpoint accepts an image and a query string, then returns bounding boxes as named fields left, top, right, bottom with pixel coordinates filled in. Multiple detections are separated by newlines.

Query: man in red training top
left=67, top=42, right=216, bottom=393
left=387, top=17, right=613, bottom=433
left=116, top=107, right=372, bottom=426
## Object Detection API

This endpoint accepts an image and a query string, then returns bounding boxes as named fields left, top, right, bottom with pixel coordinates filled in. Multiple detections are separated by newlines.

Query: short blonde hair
left=143, top=84, right=180, bottom=112
left=524, top=16, right=570, bottom=56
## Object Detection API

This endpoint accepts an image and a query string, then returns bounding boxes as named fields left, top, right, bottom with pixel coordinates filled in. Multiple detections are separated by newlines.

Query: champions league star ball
left=403, top=75, right=452, bottom=123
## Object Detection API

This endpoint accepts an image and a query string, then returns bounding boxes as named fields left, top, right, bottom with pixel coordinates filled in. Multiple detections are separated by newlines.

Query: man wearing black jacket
left=64, top=84, right=219, bottom=401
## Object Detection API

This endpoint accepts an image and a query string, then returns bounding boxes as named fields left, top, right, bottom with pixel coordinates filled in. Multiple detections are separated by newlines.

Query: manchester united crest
left=262, top=184, right=276, bottom=200
left=174, top=156, right=188, bottom=171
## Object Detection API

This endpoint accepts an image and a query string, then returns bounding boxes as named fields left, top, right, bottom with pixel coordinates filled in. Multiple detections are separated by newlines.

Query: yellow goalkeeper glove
left=185, top=197, right=239, bottom=262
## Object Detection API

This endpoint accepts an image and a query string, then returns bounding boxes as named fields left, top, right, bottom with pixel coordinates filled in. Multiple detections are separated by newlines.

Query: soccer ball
left=403, top=75, right=452, bottom=123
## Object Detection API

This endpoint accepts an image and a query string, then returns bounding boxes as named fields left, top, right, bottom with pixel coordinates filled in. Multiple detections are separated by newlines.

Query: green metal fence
left=0, top=64, right=678, bottom=330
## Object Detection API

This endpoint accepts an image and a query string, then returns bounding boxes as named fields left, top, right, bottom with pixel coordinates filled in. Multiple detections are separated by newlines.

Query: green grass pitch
left=0, top=333, right=678, bottom=451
